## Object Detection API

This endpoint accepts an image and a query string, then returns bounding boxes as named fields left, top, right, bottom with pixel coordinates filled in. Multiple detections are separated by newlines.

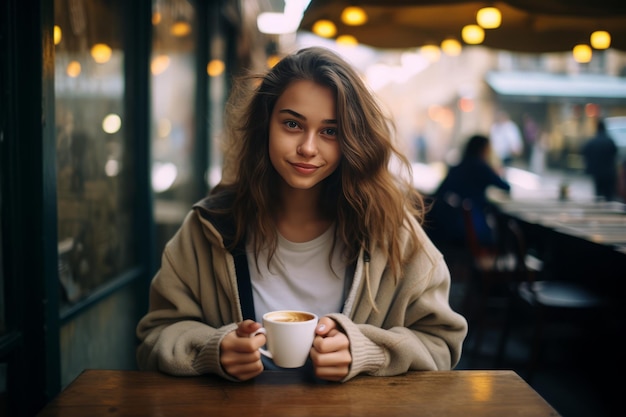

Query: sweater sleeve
left=135, top=212, right=242, bottom=381
left=482, top=162, right=511, bottom=192
left=327, top=233, right=468, bottom=382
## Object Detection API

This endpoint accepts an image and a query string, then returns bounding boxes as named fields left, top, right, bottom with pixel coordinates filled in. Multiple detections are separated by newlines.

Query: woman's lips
left=291, top=162, right=318, bottom=175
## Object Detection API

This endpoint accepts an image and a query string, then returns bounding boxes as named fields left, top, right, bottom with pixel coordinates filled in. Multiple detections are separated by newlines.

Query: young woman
left=136, top=47, right=467, bottom=382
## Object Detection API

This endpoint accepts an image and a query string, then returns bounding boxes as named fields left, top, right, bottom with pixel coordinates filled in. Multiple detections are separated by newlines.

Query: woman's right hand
left=220, top=319, right=266, bottom=381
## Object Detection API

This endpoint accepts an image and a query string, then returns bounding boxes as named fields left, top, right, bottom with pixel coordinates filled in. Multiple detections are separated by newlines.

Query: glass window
left=151, top=0, right=199, bottom=252
left=54, top=0, right=137, bottom=308
left=208, top=33, right=227, bottom=188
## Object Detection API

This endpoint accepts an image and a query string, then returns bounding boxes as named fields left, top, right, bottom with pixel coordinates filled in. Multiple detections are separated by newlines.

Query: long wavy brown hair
left=214, top=46, right=425, bottom=281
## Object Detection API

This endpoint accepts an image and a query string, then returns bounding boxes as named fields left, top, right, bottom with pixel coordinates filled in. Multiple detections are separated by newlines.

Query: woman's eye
left=322, top=128, right=337, bottom=137
left=285, top=120, right=299, bottom=129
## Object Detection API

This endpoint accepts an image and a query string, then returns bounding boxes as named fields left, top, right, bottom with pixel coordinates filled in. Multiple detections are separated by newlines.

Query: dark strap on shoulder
left=232, top=242, right=256, bottom=321
left=194, top=191, right=256, bottom=320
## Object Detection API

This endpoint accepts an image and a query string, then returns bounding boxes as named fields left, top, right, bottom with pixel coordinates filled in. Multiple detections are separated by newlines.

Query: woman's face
left=269, top=79, right=342, bottom=191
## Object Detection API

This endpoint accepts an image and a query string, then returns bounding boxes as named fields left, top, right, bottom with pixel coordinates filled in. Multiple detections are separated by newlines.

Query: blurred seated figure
left=581, top=119, right=618, bottom=202
left=429, top=134, right=511, bottom=247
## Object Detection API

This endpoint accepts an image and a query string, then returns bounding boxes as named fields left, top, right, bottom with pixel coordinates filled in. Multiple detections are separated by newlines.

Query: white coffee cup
left=251, top=310, right=318, bottom=368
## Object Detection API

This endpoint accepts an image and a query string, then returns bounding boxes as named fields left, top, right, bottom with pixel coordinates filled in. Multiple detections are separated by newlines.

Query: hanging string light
left=151, top=55, right=171, bottom=75
left=441, top=38, right=462, bottom=56
left=336, top=35, right=359, bottom=46
left=462, top=25, right=484, bottom=45
left=207, top=59, right=225, bottom=77
left=572, top=44, right=592, bottom=63
left=169, top=0, right=192, bottom=37
left=421, top=44, right=441, bottom=63
left=590, top=30, right=611, bottom=49
left=91, top=43, right=112, bottom=63
left=312, top=19, right=337, bottom=38
left=66, top=61, right=81, bottom=78
left=170, top=20, right=191, bottom=37
left=341, top=6, right=367, bottom=25
left=476, top=7, right=501, bottom=29
left=54, top=25, right=62, bottom=45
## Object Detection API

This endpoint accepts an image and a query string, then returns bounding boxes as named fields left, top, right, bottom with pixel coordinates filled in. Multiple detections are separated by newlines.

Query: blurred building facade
left=294, top=38, right=626, bottom=173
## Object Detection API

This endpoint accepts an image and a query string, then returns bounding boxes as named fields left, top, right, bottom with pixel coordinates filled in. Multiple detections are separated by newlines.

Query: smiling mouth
left=293, top=162, right=317, bottom=169
left=291, top=162, right=318, bottom=174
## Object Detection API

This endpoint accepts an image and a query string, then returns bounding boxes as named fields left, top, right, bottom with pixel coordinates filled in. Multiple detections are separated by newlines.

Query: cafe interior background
left=2, top=0, right=626, bottom=416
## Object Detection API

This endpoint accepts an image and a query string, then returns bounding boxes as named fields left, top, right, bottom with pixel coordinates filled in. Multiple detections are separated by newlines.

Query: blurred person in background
left=429, top=134, right=511, bottom=247
left=522, top=113, right=548, bottom=174
left=490, top=110, right=522, bottom=167
left=581, top=119, right=618, bottom=201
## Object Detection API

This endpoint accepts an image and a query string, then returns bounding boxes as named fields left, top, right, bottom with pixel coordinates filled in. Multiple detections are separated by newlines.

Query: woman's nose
left=297, top=132, right=318, bottom=156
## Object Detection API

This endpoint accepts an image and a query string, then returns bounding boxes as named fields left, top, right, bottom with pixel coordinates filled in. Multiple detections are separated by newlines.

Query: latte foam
left=266, top=311, right=314, bottom=323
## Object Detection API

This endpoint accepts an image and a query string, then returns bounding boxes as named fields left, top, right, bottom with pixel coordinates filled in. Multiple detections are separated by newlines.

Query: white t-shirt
left=248, top=225, right=348, bottom=323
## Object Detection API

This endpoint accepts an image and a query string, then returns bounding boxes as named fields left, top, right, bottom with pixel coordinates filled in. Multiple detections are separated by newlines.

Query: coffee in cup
left=251, top=310, right=318, bottom=368
left=264, top=311, right=315, bottom=323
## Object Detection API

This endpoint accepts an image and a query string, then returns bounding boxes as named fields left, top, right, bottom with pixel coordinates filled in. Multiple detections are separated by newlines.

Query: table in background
left=37, top=369, right=561, bottom=417
left=489, top=194, right=626, bottom=298
left=492, top=197, right=626, bottom=254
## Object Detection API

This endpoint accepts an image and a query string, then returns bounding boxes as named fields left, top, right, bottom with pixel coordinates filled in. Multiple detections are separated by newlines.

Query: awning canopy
left=486, top=72, right=626, bottom=101
left=299, top=0, right=626, bottom=53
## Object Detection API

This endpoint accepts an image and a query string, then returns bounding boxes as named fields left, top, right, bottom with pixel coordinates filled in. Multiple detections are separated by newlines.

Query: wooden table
left=37, top=369, right=561, bottom=417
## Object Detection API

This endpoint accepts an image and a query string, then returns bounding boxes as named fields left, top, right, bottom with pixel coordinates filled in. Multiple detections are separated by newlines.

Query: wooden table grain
left=37, top=369, right=561, bottom=417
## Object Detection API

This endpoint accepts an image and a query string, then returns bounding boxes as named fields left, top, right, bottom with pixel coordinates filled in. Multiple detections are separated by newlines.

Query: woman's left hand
left=310, top=316, right=351, bottom=381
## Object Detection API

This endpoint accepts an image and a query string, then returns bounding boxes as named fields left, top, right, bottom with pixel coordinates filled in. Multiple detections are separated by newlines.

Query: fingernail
left=317, top=324, right=326, bottom=331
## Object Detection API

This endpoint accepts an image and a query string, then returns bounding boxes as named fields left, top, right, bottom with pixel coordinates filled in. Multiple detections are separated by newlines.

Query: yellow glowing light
left=573, top=44, right=592, bottom=63
left=91, top=43, right=112, bottom=63
left=66, top=61, right=81, bottom=78
left=441, top=38, right=462, bottom=56
left=336, top=35, right=358, bottom=47
left=462, top=25, right=484, bottom=45
left=207, top=59, right=225, bottom=77
left=341, top=6, right=367, bottom=26
left=312, top=20, right=337, bottom=38
left=421, top=44, right=441, bottom=63
left=54, top=25, right=62, bottom=45
left=170, top=21, right=191, bottom=37
left=267, top=54, right=281, bottom=68
left=152, top=11, right=162, bottom=25
left=151, top=55, right=171, bottom=75
left=476, top=7, right=501, bottom=29
left=590, top=31, right=611, bottom=49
